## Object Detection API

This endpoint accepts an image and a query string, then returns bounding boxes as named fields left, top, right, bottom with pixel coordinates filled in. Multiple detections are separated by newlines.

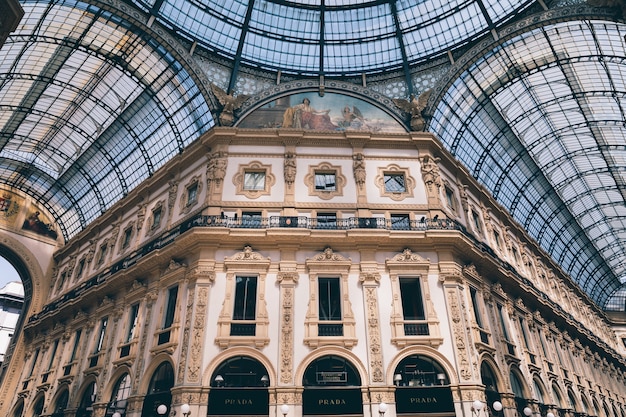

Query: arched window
left=76, top=382, right=96, bottom=417
left=107, top=373, right=131, bottom=417
left=141, top=362, right=174, bottom=417
left=208, top=356, right=270, bottom=416
left=393, top=355, right=454, bottom=415
left=11, top=400, right=23, bottom=417
left=33, top=396, right=45, bottom=417
left=301, top=355, right=362, bottom=415
left=480, top=362, right=500, bottom=406
left=52, top=390, right=69, bottom=417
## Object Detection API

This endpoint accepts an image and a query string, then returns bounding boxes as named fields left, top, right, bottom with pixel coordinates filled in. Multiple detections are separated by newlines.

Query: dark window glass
left=126, top=303, right=139, bottom=343
left=319, top=278, right=341, bottom=320
left=152, top=207, right=162, bottom=229
left=70, top=329, right=82, bottom=361
left=76, top=259, right=85, bottom=279
left=470, top=287, right=483, bottom=327
left=163, top=286, right=178, bottom=328
left=47, top=339, right=59, bottom=370
left=28, top=348, right=40, bottom=377
left=497, top=303, right=510, bottom=341
left=122, top=227, right=132, bottom=249
left=95, top=317, right=108, bottom=353
left=97, top=244, right=107, bottom=265
left=399, top=278, right=425, bottom=320
left=233, top=276, right=257, bottom=320
left=187, top=182, right=198, bottom=204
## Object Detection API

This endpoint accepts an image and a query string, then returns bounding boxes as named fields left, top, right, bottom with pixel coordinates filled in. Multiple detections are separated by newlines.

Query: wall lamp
left=472, top=400, right=503, bottom=417
left=379, top=402, right=388, bottom=417
left=394, top=374, right=402, bottom=386
left=181, top=403, right=191, bottom=417
left=214, top=375, right=224, bottom=387
left=157, top=404, right=168, bottom=416
left=280, top=404, right=289, bottom=417
left=521, top=407, right=533, bottom=417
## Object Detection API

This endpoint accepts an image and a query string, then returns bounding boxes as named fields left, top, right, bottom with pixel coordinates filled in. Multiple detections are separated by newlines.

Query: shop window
left=304, top=248, right=356, bottom=348
left=386, top=249, right=442, bottom=347
left=107, top=373, right=131, bottom=417
left=141, top=362, right=174, bottom=417
left=216, top=246, right=270, bottom=348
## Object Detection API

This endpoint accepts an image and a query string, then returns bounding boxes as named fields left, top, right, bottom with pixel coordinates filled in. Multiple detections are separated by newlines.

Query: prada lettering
left=410, top=397, right=438, bottom=404
left=224, top=399, right=254, bottom=405
left=318, top=399, right=347, bottom=405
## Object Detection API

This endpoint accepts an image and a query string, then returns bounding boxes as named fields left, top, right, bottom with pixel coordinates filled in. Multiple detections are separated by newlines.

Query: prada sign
left=208, top=388, right=269, bottom=415
left=395, top=387, right=454, bottom=414
left=303, top=387, right=363, bottom=415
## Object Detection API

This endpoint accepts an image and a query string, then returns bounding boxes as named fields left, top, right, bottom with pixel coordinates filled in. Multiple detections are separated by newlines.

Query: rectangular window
left=445, top=187, right=456, bottom=210
left=95, top=317, right=108, bottom=353
left=57, top=272, right=67, bottom=290
left=400, top=278, right=425, bottom=320
left=316, top=212, right=337, bottom=229
left=233, top=276, right=257, bottom=320
left=187, top=182, right=198, bottom=205
left=315, top=172, right=336, bottom=191
left=519, top=317, right=531, bottom=349
left=47, top=339, right=59, bottom=371
left=470, top=287, right=483, bottom=327
left=163, top=286, right=178, bottom=329
left=70, top=329, right=81, bottom=361
left=319, top=278, right=341, bottom=321
left=242, top=211, right=262, bottom=227
left=493, top=230, right=502, bottom=249
left=28, top=348, right=39, bottom=377
left=471, top=210, right=482, bottom=233
left=497, top=304, right=510, bottom=341
left=244, top=171, right=266, bottom=190
left=126, top=303, right=140, bottom=343
left=97, top=244, right=107, bottom=265
left=384, top=173, right=406, bottom=192
left=122, top=227, right=132, bottom=249
left=231, top=276, right=257, bottom=336
left=391, top=214, right=410, bottom=230
left=75, top=259, right=85, bottom=280
left=152, top=207, right=162, bottom=229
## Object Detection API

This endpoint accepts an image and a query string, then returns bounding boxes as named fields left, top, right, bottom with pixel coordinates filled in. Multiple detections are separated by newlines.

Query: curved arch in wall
left=0, top=234, right=49, bottom=414
left=202, top=347, right=276, bottom=388
left=387, top=345, right=458, bottom=387
left=294, top=346, right=367, bottom=389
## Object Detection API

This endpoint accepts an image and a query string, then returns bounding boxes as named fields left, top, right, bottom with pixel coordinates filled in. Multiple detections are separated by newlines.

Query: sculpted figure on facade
left=353, top=153, right=366, bottom=188
left=420, top=155, right=442, bottom=191
left=284, top=152, right=297, bottom=185
left=207, top=151, right=228, bottom=185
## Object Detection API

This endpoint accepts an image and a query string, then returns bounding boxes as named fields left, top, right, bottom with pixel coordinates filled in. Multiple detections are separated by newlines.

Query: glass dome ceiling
left=2, top=0, right=626, bottom=310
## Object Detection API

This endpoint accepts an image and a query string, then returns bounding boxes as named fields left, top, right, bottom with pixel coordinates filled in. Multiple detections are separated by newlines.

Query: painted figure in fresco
left=282, top=98, right=337, bottom=130
left=341, top=105, right=364, bottom=128
left=23, top=210, right=58, bottom=239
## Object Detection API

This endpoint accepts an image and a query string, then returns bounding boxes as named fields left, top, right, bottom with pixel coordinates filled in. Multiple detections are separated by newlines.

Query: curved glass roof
left=130, top=0, right=534, bottom=75
left=0, top=0, right=214, bottom=238
left=3, top=0, right=626, bottom=309
left=430, top=19, right=626, bottom=308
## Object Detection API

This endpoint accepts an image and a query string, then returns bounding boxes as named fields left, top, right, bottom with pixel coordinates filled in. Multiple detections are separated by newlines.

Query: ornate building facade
left=0, top=123, right=624, bottom=417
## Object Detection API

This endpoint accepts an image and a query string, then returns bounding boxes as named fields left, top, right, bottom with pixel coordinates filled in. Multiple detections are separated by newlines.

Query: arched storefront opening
left=533, top=379, right=548, bottom=416
left=141, top=362, right=174, bottom=417
left=552, top=384, right=564, bottom=417
left=480, top=362, right=501, bottom=414
left=10, top=399, right=23, bottom=417
left=567, top=389, right=581, bottom=417
left=51, top=389, right=69, bottom=417
left=32, top=395, right=44, bottom=417
left=76, top=382, right=96, bottom=417
left=580, top=395, right=591, bottom=417
left=510, top=370, right=531, bottom=416
left=208, top=356, right=270, bottom=416
left=302, top=355, right=362, bottom=416
left=393, top=354, right=454, bottom=416
left=106, top=373, right=132, bottom=417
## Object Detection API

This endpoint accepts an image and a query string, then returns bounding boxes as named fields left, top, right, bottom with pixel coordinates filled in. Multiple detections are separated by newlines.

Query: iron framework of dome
left=2, top=0, right=626, bottom=310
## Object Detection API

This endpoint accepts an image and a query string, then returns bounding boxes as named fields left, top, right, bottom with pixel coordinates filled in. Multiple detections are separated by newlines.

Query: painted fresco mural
left=238, top=92, right=406, bottom=133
